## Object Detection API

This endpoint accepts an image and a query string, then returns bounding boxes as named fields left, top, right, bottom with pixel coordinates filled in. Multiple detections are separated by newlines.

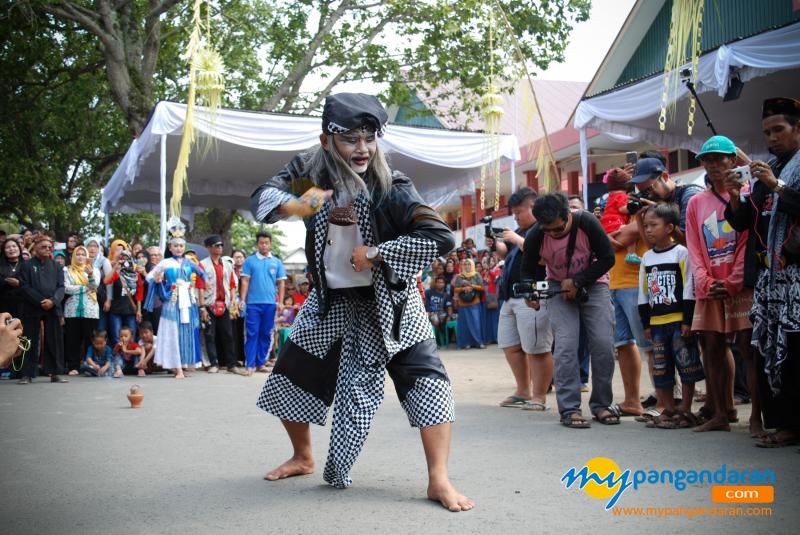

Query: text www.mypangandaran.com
left=611, top=506, right=772, bottom=518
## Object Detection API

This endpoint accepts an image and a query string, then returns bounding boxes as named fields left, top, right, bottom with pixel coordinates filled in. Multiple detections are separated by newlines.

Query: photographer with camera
left=626, top=155, right=704, bottom=246
left=0, top=312, right=23, bottom=367
left=487, top=187, right=554, bottom=411
left=520, top=192, right=617, bottom=428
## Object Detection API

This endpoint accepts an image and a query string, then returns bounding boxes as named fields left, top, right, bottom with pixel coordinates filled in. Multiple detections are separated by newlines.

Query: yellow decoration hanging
left=658, top=0, right=704, bottom=135
left=169, top=0, right=226, bottom=219
left=479, top=7, right=504, bottom=215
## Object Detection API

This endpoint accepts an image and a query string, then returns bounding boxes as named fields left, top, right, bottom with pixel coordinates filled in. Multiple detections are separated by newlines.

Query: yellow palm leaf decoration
left=658, top=0, right=704, bottom=134
left=170, top=0, right=226, bottom=219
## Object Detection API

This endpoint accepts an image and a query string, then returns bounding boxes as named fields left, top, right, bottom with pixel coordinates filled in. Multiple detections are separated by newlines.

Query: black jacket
left=18, top=256, right=65, bottom=318
left=724, top=155, right=800, bottom=287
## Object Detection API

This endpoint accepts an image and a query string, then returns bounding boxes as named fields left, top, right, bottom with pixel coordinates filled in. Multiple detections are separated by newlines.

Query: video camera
left=480, top=215, right=505, bottom=239
left=512, top=280, right=589, bottom=304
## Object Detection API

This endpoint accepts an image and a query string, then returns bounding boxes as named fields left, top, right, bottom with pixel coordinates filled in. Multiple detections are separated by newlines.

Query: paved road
left=1, top=346, right=798, bottom=534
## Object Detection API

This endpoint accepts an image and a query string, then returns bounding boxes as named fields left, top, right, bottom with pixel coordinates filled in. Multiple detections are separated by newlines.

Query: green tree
left=3, top=0, right=590, bottom=238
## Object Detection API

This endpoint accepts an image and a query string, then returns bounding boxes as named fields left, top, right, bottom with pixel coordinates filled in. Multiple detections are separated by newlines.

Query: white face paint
left=333, top=129, right=377, bottom=174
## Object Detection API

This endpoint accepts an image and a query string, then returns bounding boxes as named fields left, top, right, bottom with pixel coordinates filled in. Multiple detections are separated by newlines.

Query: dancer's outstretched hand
left=282, top=187, right=333, bottom=218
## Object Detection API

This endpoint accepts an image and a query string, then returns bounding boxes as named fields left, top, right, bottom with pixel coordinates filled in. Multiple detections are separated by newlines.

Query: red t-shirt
left=292, top=291, right=307, bottom=306
left=114, top=341, right=141, bottom=361
left=213, top=261, right=225, bottom=302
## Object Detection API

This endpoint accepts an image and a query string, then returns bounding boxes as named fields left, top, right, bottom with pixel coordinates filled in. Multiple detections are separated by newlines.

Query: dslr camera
left=512, top=280, right=589, bottom=304
left=627, top=189, right=652, bottom=215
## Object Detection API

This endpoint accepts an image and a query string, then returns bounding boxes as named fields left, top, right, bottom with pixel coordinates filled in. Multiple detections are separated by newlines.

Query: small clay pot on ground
left=127, top=393, right=144, bottom=408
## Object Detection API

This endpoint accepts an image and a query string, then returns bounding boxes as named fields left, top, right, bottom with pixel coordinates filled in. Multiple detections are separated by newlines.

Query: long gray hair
left=304, top=134, right=393, bottom=205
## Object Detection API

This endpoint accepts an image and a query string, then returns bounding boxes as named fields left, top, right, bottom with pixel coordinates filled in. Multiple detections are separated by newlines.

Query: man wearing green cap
left=724, top=97, right=800, bottom=447
left=685, top=135, right=754, bottom=433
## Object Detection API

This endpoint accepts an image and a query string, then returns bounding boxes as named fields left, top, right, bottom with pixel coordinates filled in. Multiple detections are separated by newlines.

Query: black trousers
left=64, top=317, right=98, bottom=372
left=143, top=306, right=161, bottom=334
left=20, top=313, right=64, bottom=378
left=757, top=333, right=800, bottom=432
left=204, top=311, right=235, bottom=368
left=233, top=316, right=246, bottom=365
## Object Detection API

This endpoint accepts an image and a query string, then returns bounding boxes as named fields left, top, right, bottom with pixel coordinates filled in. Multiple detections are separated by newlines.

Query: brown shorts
left=691, top=288, right=754, bottom=333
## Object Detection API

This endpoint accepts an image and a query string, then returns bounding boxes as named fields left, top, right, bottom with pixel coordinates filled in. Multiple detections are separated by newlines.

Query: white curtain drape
left=101, top=101, right=520, bottom=214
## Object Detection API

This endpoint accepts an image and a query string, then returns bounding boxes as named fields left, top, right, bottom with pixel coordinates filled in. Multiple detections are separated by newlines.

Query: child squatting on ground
left=638, top=204, right=704, bottom=428
left=114, top=325, right=145, bottom=377
left=80, top=330, right=122, bottom=378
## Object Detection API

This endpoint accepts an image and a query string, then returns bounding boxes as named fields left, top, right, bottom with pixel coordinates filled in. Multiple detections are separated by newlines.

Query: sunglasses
left=212, top=243, right=224, bottom=248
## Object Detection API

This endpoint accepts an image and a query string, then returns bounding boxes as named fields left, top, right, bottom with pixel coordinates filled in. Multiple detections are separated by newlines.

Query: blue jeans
left=109, top=313, right=137, bottom=347
left=545, top=282, right=615, bottom=417
left=245, top=303, right=276, bottom=368
left=80, top=357, right=122, bottom=377
left=611, top=288, right=652, bottom=352
left=578, top=322, right=590, bottom=384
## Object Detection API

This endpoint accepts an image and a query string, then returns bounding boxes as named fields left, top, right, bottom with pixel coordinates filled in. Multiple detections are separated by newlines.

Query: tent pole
left=104, top=209, right=110, bottom=248
left=159, top=134, right=167, bottom=251
left=510, top=157, right=516, bottom=193
left=580, top=128, right=589, bottom=208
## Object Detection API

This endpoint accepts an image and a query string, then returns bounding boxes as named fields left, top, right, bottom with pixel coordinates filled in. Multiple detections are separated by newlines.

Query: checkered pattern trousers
left=257, top=295, right=454, bottom=489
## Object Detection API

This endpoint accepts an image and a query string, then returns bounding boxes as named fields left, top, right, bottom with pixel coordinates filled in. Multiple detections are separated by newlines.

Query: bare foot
left=175, top=369, right=185, bottom=379
left=749, top=420, right=766, bottom=439
left=617, top=403, right=644, bottom=416
left=264, top=456, right=315, bottom=481
left=427, top=479, right=475, bottom=512
left=693, top=417, right=730, bottom=432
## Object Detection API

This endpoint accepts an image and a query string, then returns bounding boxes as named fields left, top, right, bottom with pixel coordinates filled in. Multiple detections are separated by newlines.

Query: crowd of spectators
left=0, top=229, right=296, bottom=382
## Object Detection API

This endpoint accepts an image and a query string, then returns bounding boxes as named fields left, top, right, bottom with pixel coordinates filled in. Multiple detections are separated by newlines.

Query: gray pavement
left=1, top=346, right=798, bottom=534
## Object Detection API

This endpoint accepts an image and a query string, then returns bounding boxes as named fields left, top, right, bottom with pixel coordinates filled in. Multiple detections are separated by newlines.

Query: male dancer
left=251, top=93, right=473, bottom=512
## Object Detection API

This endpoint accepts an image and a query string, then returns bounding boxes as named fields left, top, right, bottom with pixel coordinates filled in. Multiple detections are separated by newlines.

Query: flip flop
left=521, top=402, right=548, bottom=412
left=756, top=433, right=800, bottom=449
left=609, top=403, right=641, bottom=417
left=635, top=408, right=661, bottom=423
left=499, top=395, right=530, bottom=408
left=562, top=413, right=591, bottom=429
left=594, top=408, right=620, bottom=425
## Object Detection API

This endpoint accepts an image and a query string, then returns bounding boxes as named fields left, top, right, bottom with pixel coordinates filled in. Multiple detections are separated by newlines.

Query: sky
left=535, top=0, right=637, bottom=81
left=274, top=0, right=637, bottom=247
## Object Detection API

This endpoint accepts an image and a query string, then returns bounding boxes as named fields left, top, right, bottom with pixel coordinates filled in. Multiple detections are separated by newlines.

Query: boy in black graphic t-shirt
left=638, top=204, right=704, bottom=429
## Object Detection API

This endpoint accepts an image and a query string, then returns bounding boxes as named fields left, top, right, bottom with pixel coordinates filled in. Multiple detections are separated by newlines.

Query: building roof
left=393, top=79, right=587, bottom=147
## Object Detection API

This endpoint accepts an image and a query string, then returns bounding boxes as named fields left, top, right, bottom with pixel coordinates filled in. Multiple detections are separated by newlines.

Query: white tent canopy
left=101, top=101, right=520, bottom=248
left=573, top=21, right=800, bottom=202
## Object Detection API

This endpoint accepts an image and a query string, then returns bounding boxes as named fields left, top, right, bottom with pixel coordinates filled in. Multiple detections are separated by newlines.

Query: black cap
left=204, top=234, right=223, bottom=247
left=762, top=97, right=800, bottom=119
left=630, top=158, right=666, bottom=184
left=322, top=93, right=388, bottom=137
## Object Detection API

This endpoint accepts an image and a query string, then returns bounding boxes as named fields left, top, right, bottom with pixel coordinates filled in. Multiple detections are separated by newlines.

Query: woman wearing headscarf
left=453, top=258, right=485, bottom=349
left=103, top=243, right=144, bottom=346
left=84, top=237, right=113, bottom=332
left=63, top=245, right=100, bottom=375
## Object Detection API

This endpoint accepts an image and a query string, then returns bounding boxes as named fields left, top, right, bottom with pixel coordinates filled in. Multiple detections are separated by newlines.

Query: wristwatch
left=773, top=178, right=786, bottom=195
left=366, top=246, right=383, bottom=264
